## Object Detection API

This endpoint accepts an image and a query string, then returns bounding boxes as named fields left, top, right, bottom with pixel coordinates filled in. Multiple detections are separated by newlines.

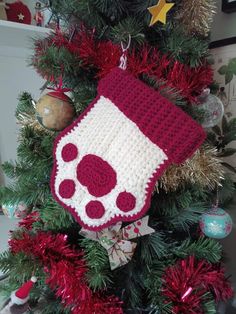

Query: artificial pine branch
left=15, top=92, right=35, bottom=118
left=0, top=180, right=50, bottom=207
left=0, top=251, right=43, bottom=284
left=80, top=238, right=111, bottom=291
left=145, top=260, right=172, bottom=312
left=202, top=294, right=217, bottom=314
left=110, top=17, right=145, bottom=45
left=174, top=237, right=222, bottom=263
left=30, top=294, right=70, bottom=314
left=153, top=187, right=207, bottom=230
left=93, top=0, right=128, bottom=20
left=137, top=232, right=168, bottom=264
left=31, top=45, right=83, bottom=82
left=0, top=1, right=232, bottom=312
left=50, top=0, right=105, bottom=31
left=169, top=205, right=205, bottom=231
left=116, top=262, right=145, bottom=308
left=162, top=28, right=209, bottom=68
left=37, top=198, right=75, bottom=231
left=73, top=81, right=97, bottom=114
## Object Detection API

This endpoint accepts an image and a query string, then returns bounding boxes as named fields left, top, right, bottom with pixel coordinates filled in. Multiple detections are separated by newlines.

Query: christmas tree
left=0, top=1, right=235, bottom=313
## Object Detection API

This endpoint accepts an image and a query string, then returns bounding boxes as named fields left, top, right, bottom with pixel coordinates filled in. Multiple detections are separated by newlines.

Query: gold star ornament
left=148, top=0, right=175, bottom=26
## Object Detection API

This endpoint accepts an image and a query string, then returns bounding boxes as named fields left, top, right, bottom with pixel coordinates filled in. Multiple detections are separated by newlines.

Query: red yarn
left=9, top=231, right=123, bottom=313
left=85, top=201, right=106, bottom=219
left=59, top=179, right=76, bottom=199
left=162, top=256, right=233, bottom=314
left=98, top=68, right=206, bottom=164
left=116, top=192, right=136, bottom=212
left=50, top=67, right=205, bottom=231
left=61, top=143, right=78, bottom=162
left=76, top=154, right=117, bottom=197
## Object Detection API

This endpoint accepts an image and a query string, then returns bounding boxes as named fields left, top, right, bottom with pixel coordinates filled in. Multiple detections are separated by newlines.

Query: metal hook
left=121, top=34, right=131, bottom=53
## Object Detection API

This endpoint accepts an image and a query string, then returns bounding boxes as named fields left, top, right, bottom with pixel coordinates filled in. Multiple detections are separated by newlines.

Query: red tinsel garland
left=32, top=29, right=213, bottom=103
left=18, top=211, right=40, bottom=230
left=9, top=231, right=123, bottom=314
left=162, top=256, right=233, bottom=314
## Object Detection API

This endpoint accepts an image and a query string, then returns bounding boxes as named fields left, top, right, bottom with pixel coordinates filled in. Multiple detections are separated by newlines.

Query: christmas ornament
left=35, top=81, right=75, bottom=131
left=1, top=203, right=29, bottom=219
left=157, top=145, right=224, bottom=192
left=148, top=0, right=175, bottom=26
left=80, top=216, right=155, bottom=270
left=6, top=1, right=31, bottom=24
left=9, top=231, right=123, bottom=314
left=34, top=2, right=44, bottom=27
left=1, top=204, right=16, bottom=218
left=200, top=207, right=233, bottom=239
left=162, top=256, right=233, bottom=314
left=14, top=202, right=29, bottom=219
left=51, top=67, right=205, bottom=231
left=0, top=0, right=9, bottom=21
left=198, top=93, right=224, bottom=128
left=175, top=0, right=216, bottom=37
left=0, top=277, right=37, bottom=314
left=11, top=277, right=37, bottom=305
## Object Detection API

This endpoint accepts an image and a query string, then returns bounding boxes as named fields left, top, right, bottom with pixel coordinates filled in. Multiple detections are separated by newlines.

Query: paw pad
left=116, top=192, right=136, bottom=212
left=61, top=143, right=78, bottom=162
left=86, top=200, right=105, bottom=219
left=77, top=154, right=117, bottom=197
left=59, top=179, right=75, bottom=199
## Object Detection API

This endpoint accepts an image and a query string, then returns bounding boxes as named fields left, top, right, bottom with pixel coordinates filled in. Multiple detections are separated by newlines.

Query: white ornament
left=198, top=94, right=224, bottom=128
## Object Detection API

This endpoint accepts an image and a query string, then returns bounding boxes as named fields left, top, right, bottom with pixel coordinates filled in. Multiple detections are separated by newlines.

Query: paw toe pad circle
left=59, top=179, right=75, bottom=199
left=116, top=192, right=136, bottom=212
left=61, top=143, right=78, bottom=162
left=86, top=200, right=105, bottom=219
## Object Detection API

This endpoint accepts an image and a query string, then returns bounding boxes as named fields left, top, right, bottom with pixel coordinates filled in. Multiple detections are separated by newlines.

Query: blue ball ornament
left=200, top=207, right=233, bottom=239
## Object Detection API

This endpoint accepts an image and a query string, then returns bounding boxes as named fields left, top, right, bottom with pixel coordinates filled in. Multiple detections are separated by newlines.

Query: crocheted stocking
left=51, top=68, right=206, bottom=231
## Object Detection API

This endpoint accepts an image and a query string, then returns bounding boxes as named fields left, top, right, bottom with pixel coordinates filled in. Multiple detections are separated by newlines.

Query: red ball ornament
left=6, top=1, right=31, bottom=25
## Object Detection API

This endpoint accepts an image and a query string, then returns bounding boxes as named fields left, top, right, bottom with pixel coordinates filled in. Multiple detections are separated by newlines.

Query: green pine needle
left=174, top=237, right=222, bottom=263
left=138, top=232, right=168, bottom=264
left=37, top=198, right=75, bottom=231
left=80, top=238, right=111, bottom=291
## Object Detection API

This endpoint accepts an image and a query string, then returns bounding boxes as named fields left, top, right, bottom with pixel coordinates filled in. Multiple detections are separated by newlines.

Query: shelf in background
left=0, top=20, right=51, bottom=49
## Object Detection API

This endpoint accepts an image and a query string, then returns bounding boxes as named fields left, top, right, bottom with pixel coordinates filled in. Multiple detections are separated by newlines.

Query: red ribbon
left=47, top=76, right=72, bottom=94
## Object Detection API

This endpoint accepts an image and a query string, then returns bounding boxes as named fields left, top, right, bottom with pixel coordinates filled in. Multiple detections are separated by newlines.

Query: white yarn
left=55, top=96, right=168, bottom=228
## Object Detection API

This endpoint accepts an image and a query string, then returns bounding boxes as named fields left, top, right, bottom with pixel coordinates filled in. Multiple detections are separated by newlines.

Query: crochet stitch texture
left=51, top=68, right=206, bottom=231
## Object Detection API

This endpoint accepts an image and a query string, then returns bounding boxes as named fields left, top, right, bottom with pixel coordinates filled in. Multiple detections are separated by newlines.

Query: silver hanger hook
left=121, top=34, right=131, bottom=53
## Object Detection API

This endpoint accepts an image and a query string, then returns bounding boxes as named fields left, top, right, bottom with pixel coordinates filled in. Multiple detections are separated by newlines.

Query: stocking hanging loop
left=119, top=34, right=131, bottom=70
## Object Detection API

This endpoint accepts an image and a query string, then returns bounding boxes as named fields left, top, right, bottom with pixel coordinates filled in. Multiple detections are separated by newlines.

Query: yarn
left=51, top=68, right=205, bottom=231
